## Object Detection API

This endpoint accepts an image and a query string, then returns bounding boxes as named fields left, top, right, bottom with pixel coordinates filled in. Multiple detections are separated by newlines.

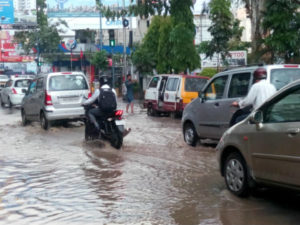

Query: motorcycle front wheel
left=110, top=126, right=123, bottom=149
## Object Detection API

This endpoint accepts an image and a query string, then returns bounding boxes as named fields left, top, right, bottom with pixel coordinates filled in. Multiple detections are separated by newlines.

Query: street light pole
left=122, top=0, right=127, bottom=77
left=99, top=0, right=103, bottom=50
left=0, top=16, right=6, bottom=71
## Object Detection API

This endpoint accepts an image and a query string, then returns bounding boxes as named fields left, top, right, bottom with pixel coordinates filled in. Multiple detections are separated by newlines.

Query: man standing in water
left=125, top=74, right=135, bottom=114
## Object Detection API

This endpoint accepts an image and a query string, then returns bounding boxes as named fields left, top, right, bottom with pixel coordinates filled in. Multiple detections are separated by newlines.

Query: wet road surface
left=1, top=103, right=300, bottom=225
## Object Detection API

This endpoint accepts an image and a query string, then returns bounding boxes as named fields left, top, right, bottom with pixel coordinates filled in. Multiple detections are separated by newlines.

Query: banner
left=0, top=0, right=14, bottom=24
left=47, top=0, right=136, bottom=18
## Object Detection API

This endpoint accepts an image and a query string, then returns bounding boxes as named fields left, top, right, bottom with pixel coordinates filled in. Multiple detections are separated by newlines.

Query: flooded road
left=1, top=103, right=300, bottom=225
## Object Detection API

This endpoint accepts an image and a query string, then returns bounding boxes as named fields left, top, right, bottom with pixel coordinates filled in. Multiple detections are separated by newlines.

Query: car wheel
left=40, top=112, right=50, bottom=130
left=0, top=95, right=4, bottom=107
left=21, top=109, right=29, bottom=126
left=183, top=122, right=198, bottom=147
left=224, top=152, right=249, bottom=197
left=147, top=105, right=157, bottom=117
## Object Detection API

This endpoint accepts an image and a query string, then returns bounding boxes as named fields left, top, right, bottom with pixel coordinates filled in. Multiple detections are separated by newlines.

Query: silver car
left=182, top=64, right=300, bottom=146
left=21, top=72, right=90, bottom=130
left=1, top=77, right=31, bottom=107
left=217, top=79, right=300, bottom=197
left=0, top=75, right=9, bottom=93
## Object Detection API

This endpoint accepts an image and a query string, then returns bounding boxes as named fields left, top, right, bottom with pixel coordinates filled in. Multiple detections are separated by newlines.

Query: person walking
left=125, top=73, right=135, bottom=114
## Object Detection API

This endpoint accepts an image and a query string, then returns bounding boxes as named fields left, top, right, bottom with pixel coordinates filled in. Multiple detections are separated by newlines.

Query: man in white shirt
left=230, top=68, right=276, bottom=125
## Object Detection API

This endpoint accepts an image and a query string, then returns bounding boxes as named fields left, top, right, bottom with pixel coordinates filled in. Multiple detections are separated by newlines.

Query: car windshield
left=14, top=79, right=31, bottom=88
left=0, top=75, right=8, bottom=80
left=49, top=75, right=88, bottom=91
left=185, top=77, right=207, bottom=92
left=270, top=68, right=300, bottom=90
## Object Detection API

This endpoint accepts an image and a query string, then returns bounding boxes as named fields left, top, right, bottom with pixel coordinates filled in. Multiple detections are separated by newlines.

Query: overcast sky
left=193, top=0, right=210, bottom=14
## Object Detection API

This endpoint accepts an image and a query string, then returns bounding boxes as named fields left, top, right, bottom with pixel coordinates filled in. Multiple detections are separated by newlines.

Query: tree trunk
left=244, top=0, right=266, bottom=56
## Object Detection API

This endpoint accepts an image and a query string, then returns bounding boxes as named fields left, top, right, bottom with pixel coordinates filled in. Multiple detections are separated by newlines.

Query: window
left=149, top=77, right=159, bottom=88
left=185, top=78, right=207, bottom=92
left=36, top=78, right=44, bottom=90
left=14, top=79, right=31, bottom=88
left=166, top=78, right=179, bottom=91
left=28, top=81, right=37, bottom=94
left=49, top=75, right=88, bottom=91
left=271, top=69, right=300, bottom=90
left=204, top=76, right=228, bottom=100
left=264, top=86, right=300, bottom=123
left=228, top=73, right=251, bottom=98
left=5, top=80, right=12, bottom=87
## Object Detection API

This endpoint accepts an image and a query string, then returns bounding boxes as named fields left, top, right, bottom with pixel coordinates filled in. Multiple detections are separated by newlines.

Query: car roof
left=155, top=74, right=209, bottom=79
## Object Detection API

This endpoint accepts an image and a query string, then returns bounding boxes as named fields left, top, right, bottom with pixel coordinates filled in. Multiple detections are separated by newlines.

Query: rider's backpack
left=98, top=88, right=117, bottom=113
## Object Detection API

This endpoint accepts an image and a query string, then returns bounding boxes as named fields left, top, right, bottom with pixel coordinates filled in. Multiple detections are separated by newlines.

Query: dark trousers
left=230, top=105, right=252, bottom=127
left=88, top=108, right=104, bottom=130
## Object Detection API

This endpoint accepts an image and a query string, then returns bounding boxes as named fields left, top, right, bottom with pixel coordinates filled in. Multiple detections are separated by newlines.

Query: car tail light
left=61, top=72, right=72, bottom=74
left=45, top=91, right=53, bottom=105
left=88, top=92, right=92, bottom=98
left=115, top=110, right=123, bottom=120
left=11, top=88, right=17, bottom=94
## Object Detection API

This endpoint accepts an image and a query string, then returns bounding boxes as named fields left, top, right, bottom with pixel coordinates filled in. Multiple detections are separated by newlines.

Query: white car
left=1, top=77, right=32, bottom=107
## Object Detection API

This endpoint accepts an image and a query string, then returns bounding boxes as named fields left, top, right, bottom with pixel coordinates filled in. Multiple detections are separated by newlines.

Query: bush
left=200, top=68, right=218, bottom=78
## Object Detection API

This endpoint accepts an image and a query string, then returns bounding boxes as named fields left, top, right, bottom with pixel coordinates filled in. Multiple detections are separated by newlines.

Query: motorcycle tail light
left=115, top=110, right=123, bottom=120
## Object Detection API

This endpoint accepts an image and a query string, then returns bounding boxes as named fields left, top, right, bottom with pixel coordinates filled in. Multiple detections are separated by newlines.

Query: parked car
left=0, top=77, right=32, bottom=107
left=182, top=64, right=300, bottom=146
left=144, top=74, right=209, bottom=116
left=21, top=72, right=91, bottom=130
left=217, top=79, right=300, bottom=197
left=0, top=74, right=9, bottom=93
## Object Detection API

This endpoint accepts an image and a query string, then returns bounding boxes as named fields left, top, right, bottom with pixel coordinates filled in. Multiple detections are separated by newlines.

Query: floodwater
left=1, top=103, right=300, bottom=225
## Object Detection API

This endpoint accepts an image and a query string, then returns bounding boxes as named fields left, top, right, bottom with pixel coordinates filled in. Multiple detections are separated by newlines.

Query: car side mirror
left=250, top=110, right=263, bottom=129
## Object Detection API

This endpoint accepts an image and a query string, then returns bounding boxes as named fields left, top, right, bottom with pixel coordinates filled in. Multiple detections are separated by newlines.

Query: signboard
left=201, top=50, right=247, bottom=68
left=13, top=0, right=37, bottom=25
left=47, top=0, right=136, bottom=18
left=0, top=0, right=14, bottom=24
left=0, top=30, right=34, bottom=63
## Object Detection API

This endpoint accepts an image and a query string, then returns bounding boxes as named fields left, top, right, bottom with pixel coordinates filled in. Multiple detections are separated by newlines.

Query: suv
left=21, top=72, right=90, bottom=129
left=182, top=64, right=300, bottom=146
left=1, top=77, right=31, bottom=107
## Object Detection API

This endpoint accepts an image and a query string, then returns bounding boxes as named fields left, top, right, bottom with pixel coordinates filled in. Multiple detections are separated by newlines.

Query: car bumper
left=44, top=106, right=85, bottom=121
left=10, top=94, right=25, bottom=106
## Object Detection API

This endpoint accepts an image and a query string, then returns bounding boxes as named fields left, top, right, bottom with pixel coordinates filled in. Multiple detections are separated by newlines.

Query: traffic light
left=108, top=29, right=115, bottom=47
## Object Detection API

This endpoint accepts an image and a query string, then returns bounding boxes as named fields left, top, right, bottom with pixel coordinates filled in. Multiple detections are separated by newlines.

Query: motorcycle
left=83, top=105, right=126, bottom=149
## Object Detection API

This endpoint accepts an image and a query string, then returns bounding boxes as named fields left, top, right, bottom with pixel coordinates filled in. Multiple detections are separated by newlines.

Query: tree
left=14, top=0, right=63, bottom=64
left=262, top=0, right=300, bottom=63
left=131, top=43, right=156, bottom=75
left=91, top=50, right=108, bottom=72
left=207, top=0, right=233, bottom=69
left=169, top=0, right=200, bottom=73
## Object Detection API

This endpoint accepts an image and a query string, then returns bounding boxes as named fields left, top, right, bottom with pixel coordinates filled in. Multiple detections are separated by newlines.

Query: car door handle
left=287, top=128, right=300, bottom=136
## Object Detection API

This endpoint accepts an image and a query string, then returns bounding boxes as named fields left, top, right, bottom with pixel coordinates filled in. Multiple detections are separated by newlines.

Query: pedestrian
left=125, top=73, right=135, bottom=114
left=230, top=68, right=276, bottom=126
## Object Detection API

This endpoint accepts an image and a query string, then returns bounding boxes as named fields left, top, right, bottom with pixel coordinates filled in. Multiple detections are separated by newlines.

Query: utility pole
left=122, top=0, right=127, bottom=77
left=99, top=0, right=103, bottom=50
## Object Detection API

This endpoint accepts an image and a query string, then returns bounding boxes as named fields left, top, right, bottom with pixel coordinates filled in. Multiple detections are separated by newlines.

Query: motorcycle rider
left=82, top=75, right=117, bottom=131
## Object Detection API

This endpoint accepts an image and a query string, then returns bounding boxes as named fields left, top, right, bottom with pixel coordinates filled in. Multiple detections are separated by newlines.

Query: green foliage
left=169, top=23, right=200, bottom=73
left=131, top=43, right=156, bottom=75
left=207, top=0, right=233, bottom=62
left=200, top=68, right=218, bottom=78
left=91, top=50, right=108, bottom=71
left=262, top=0, right=300, bottom=63
left=197, top=41, right=211, bottom=54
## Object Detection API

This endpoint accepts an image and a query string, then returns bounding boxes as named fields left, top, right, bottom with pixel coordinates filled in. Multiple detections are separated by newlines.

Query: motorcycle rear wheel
left=110, top=127, right=123, bottom=149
